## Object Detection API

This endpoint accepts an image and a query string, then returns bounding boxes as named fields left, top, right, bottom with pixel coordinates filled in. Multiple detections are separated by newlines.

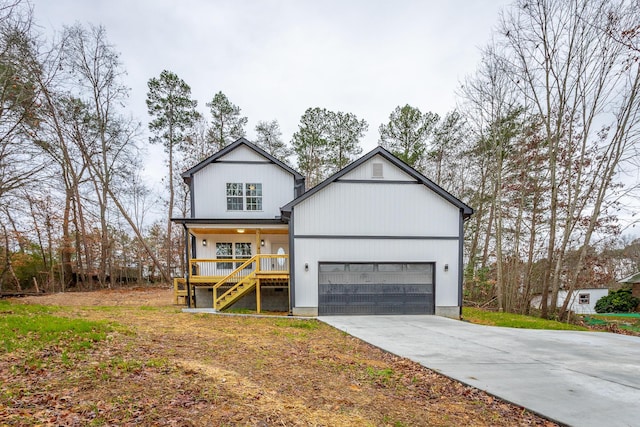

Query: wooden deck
left=174, top=254, right=289, bottom=312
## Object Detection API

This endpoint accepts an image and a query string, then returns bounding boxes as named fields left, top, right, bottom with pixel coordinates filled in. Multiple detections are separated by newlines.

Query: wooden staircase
left=173, top=253, right=289, bottom=312
left=215, top=274, right=258, bottom=310
left=213, top=255, right=259, bottom=311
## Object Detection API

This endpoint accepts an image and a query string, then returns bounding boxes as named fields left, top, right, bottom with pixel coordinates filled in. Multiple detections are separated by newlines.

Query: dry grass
left=0, top=288, right=557, bottom=426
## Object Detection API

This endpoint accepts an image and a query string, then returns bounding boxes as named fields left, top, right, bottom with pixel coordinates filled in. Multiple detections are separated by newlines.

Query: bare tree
left=0, top=0, right=42, bottom=208
left=460, top=0, right=640, bottom=318
left=499, top=0, right=640, bottom=318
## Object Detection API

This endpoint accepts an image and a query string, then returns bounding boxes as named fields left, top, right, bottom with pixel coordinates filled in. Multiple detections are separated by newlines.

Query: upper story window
left=226, top=183, right=244, bottom=210
left=246, top=183, right=262, bottom=211
left=226, top=182, right=262, bottom=211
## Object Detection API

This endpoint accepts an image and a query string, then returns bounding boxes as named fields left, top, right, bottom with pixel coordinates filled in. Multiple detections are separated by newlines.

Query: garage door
left=318, top=262, right=434, bottom=315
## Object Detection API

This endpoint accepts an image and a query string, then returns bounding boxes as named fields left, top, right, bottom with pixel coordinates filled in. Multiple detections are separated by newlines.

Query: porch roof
left=171, top=218, right=286, bottom=226
left=171, top=218, right=288, bottom=235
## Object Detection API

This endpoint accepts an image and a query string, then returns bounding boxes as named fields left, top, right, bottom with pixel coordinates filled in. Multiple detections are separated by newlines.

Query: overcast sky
left=31, top=0, right=511, bottom=183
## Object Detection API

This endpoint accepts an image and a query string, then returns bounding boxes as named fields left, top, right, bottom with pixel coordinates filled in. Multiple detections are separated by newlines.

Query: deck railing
left=209, top=254, right=289, bottom=310
left=175, top=254, right=289, bottom=309
left=188, top=254, right=289, bottom=280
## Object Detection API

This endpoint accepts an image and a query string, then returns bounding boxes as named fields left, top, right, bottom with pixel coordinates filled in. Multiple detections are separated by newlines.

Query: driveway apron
left=320, top=315, right=640, bottom=427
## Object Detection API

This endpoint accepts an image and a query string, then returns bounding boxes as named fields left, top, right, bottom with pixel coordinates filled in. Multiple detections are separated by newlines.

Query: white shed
left=531, top=288, right=609, bottom=314
left=282, top=146, right=473, bottom=318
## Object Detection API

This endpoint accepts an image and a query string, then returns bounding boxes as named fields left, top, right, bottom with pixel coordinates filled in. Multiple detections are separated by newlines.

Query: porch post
left=256, top=278, right=261, bottom=313
left=256, top=229, right=261, bottom=313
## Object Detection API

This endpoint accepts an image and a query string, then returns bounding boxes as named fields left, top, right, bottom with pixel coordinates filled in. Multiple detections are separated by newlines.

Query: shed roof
left=281, top=145, right=473, bottom=218
left=181, top=137, right=304, bottom=185
left=619, top=272, right=640, bottom=284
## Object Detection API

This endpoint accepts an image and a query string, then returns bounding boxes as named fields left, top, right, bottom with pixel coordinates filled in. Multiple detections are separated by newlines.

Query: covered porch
left=173, top=221, right=290, bottom=313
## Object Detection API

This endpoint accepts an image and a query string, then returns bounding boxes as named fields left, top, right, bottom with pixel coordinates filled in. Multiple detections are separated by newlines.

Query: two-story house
left=173, top=137, right=473, bottom=318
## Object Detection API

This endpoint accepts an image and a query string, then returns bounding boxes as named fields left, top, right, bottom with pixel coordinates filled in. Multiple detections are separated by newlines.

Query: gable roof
left=281, top=145, right=474, bottom=218
left=181, top=137, right=304, bottom=185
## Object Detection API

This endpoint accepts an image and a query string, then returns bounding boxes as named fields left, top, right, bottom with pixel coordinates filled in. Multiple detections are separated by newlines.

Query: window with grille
left=216, top=242, right=252, bottom=270
left=235, top=242, right=252, bottom=269
left=226, top=183, right=243, bottom=210
left=578, top=293, right=590, bottom=304
left=245, top=183, right=262, bottom=211
left=216, top=243, right=233, bottom=269
left=226, top=182, right=262, bottom=211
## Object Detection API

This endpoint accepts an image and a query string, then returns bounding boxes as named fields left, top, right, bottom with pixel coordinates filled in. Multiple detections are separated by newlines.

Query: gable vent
left=372, top=162, right=384, bottom=178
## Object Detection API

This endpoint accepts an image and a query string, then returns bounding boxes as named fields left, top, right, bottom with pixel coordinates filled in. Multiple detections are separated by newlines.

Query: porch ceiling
left=190, top=227, right=288, bottom=235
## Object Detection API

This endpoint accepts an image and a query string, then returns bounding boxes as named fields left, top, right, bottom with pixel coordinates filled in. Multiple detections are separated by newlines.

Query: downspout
left=183, top=223, right=192, bottom=308
left=186, top=174, right=195, bottom=308
left=288, top=208, right=295, bottom=315
left=189, top=179, right=195, bottom=217
left=458, top=210, right=464, bottom=318
left=294, top=178, right=305, bottom=198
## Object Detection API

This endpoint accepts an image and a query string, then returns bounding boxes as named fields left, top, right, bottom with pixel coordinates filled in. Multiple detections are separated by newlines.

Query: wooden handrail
left=211, top=254, right=288, bottom=310
left=174, top=254, right=290, bottom=307
left=215, top=273, right=257, bottom=307
left=173, top=278, right=188, bottom=305
left=212, top=255, right=257, bottom=310
left=212, top=255, right=258, bottom=290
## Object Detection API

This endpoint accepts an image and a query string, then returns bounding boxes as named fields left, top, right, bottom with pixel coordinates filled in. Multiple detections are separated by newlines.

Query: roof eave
left=180, top=137, right=304, bottom=184
left=171, top=217, right=287, bottom=226
left=281, top=146, right=474, bottom=216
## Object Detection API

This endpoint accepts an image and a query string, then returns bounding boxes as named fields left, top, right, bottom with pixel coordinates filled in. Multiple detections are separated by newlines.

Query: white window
left=226, top=182, right=262, bottom=211
left=235, top=242, right=252, bottom=268
left=579, top=293, right=590, bottom=304
left=216, top=242, right=252, bottom=270
left=245, top=183, right=262, bottom=211
left=226, top=183, right=243, bottom=211
left=216, top=242, right=233, bottom=269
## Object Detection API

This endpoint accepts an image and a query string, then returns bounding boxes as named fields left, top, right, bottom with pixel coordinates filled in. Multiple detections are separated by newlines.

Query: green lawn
left=591, top=313, right=640, bottom=319
left=587, top=313, right=640, bottom=333
left=462, top=307, right=588, bottom=331
left=0, top=300, right=113, bottom=354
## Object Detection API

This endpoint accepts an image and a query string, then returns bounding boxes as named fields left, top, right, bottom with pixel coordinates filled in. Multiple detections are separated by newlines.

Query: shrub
left=594, top=288, right=639, bottom=313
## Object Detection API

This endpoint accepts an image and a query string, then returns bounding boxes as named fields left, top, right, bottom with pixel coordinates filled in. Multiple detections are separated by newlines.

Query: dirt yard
left=1, top=288, right=557, bottom=426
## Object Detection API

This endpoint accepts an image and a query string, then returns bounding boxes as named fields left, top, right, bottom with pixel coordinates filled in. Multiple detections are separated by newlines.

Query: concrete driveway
left=320, top=315, right=640, bottom=427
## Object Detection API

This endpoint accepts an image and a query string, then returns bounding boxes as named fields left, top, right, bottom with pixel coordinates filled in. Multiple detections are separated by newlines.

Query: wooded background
left=1, top=0, right=639, bottom=320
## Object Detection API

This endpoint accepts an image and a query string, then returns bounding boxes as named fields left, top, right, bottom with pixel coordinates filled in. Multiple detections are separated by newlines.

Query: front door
left=274, top=244, right=288, bottom=271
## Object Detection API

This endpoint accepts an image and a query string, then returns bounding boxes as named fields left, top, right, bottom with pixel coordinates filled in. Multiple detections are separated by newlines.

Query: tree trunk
left=166, top=128, right=174, bottom=282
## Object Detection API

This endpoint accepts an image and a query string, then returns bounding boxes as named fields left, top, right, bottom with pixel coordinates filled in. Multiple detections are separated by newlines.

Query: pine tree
left=378, top=104, right=439, bottom=169
left=206, top=91, right=247, bottom=150
left=254, top=119, right=292, bottom=164
left=146, top=70, right=199, bottom=278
